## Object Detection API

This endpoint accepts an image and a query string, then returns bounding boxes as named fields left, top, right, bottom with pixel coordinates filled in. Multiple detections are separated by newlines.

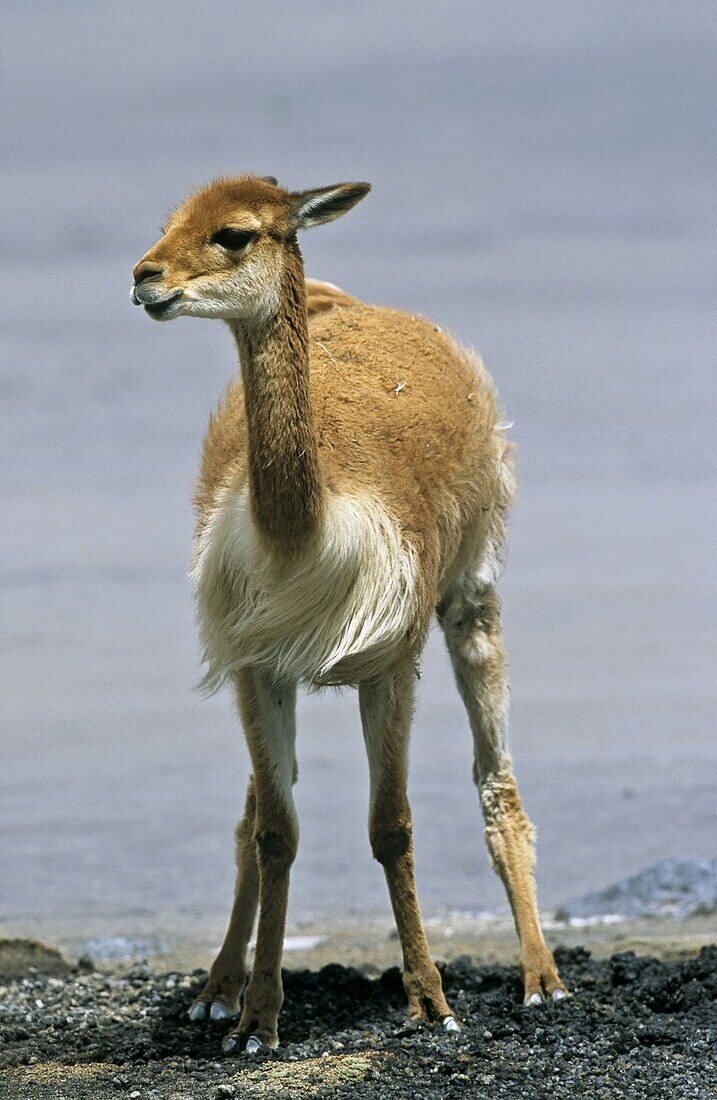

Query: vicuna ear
left=288, top=182, right=371, bottom=231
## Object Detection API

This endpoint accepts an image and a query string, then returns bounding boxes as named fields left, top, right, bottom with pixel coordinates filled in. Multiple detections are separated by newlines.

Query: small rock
left=0, top=938, right=70, bottom=979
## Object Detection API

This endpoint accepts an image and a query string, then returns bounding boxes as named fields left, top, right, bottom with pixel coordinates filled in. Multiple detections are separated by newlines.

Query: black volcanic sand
left=1, top=947, right=715, bottom=1099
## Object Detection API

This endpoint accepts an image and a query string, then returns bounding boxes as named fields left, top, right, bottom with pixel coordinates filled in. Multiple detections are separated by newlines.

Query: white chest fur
left=191, top=488, right=420, bottom=689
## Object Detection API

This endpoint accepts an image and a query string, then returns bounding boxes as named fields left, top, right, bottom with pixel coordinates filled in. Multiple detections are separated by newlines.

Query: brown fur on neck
left=230, top=241, right=323, bottom=552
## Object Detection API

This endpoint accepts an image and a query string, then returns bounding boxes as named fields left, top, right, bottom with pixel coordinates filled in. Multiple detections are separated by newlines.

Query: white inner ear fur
left=291, top=188, right=352, bottom=229
left=191, top=488, right=420, bottom=689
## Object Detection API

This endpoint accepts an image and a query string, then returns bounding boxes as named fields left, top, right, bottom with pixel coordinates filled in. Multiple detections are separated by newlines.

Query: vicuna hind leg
left=188, top=776, right=260, bottom=1022
left=438, top=570, right=567, bottom=1004
left=359, top=663, right=460, bottom=1032
left=219, top=669, right=299, bottom=1052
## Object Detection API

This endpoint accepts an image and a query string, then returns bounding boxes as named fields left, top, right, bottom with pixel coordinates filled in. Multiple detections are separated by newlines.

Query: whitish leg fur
left=438, top=569, right=567, bottom=1004
left=220, top=670, right=299, bottom=1053
left=359, top=663, right=459, bottom=1032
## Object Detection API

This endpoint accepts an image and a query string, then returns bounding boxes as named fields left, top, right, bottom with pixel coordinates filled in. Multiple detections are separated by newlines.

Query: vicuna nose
left=133, top=264, right=164, bottom=286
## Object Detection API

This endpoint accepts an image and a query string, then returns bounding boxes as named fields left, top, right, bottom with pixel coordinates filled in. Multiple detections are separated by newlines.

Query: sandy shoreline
left=3, top=912, right=715, bottom=977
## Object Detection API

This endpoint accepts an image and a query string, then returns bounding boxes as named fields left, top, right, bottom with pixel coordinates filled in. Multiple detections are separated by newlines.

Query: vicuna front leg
left=188, top=776, right=259, bottom=1022
left=359, top=664, right=459, bottom=1032
left=221, top=669, right=299, bottom=1053
left=439, top=571, right=567, bottom=1004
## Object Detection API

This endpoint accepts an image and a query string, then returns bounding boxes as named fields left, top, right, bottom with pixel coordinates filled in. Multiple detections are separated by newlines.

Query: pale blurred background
left=1, top=2, right=715, bottom=948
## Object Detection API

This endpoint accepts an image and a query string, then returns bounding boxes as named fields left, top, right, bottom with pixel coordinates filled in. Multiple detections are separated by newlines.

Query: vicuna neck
left=230, top=241, right=323, bottom=552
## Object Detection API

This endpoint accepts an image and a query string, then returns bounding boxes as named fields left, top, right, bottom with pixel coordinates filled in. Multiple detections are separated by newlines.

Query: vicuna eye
left=210, top=227, right=256, bottom=250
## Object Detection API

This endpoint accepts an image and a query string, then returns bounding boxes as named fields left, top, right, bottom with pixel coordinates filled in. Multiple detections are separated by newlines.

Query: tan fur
left=191, top=777, right=259, bottom=1018
left=197, top=302, right=509, bottom=588
left=132, top=174, right=565, bottom=1051
left=305, top=278, right=360, bottom=315
left=359, top=663, right=453, bottom=1023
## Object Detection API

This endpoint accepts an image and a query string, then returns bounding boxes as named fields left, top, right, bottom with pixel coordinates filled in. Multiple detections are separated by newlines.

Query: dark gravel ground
left=1, top=946, right=716, bottom=1099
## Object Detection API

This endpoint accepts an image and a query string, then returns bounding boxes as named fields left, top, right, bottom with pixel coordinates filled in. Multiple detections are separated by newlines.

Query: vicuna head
left=131, top=175, right=370, bottom=325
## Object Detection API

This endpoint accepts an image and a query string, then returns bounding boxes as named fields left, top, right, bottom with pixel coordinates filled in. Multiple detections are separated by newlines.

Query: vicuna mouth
left=142, top=289, right=184, bottom=319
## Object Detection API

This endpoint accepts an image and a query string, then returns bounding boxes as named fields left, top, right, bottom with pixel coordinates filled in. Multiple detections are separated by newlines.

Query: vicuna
left=131, top=175, right=567, bottom=1053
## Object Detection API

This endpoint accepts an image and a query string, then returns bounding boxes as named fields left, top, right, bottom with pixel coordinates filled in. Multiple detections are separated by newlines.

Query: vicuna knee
left=440, top=580, right=503, bottom=666
left=254, top=827, right=298, bottom=872
left=370, top=823, right=412, bottom=866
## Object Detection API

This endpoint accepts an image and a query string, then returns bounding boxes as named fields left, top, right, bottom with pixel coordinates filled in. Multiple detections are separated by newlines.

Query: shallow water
left=1, top=2, right=715, bottom=937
